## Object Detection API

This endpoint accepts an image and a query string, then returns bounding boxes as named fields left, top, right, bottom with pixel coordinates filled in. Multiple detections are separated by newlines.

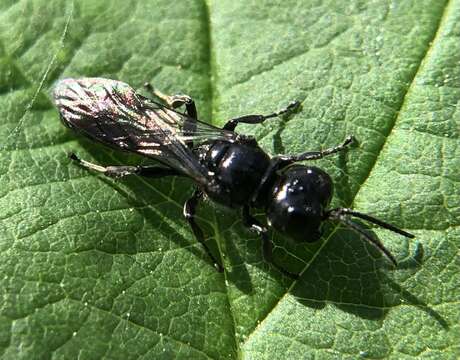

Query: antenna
left=327, top=208, right=415, bottom=266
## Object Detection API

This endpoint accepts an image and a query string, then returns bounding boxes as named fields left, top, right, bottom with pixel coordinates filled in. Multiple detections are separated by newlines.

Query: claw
left=287, top=100, right=301, bottom=112
left=68, top=152, right=79, bottom=162
left=344, top=135, right=357, bottom=146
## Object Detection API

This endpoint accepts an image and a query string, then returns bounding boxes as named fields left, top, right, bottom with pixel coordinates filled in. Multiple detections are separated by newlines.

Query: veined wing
left=53, top=77, right=235, bottom=184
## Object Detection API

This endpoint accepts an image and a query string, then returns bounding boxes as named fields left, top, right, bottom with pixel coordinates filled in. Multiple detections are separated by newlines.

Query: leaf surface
left=0, top=0, right=458, bottom=359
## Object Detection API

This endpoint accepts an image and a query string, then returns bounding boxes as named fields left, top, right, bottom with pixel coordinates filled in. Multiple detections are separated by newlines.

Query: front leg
left=242, top=206, right=299, bottom=279
left=184, top=189, right=224, bottom=272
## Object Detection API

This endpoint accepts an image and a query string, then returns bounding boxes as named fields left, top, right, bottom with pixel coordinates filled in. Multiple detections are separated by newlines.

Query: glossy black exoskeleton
left=198, top=138, right=271, bottom=207
left=54, top=78, right=414, bottom=278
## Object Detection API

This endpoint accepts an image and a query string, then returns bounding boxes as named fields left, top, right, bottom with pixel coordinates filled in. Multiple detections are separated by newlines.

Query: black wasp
left=54, top=78, right=414, bottom=278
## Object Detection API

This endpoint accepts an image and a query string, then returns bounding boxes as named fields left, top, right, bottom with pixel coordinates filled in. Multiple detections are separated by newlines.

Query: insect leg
left=144, top=83, right=197, bottom=119
left=184, top=189, right=224, bottom=272
left=278, top=135, right=355, bottom=163
left=223, top=100, right=301, bottom=131
left=242, top=206, right=299, bottom=279
left=69, top=153, right=182, bottom=178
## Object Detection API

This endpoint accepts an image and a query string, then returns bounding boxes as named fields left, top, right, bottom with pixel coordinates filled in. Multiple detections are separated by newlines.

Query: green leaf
left=0, top=0, right=458, bottom=359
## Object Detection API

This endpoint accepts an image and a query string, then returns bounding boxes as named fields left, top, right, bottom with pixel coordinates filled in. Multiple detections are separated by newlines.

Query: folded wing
left=54, top=77, right=235, bottom=185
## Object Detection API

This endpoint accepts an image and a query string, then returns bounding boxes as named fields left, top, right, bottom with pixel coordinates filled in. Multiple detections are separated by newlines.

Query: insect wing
left=53, top=78, right=229, bottom=184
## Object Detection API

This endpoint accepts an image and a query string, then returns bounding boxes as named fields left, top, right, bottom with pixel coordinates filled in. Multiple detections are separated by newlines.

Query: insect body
left=54, top=78, right=414, bottom=278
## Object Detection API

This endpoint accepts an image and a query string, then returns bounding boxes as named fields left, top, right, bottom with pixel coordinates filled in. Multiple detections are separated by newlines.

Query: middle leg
left=223, top=100, right=301, bottom=131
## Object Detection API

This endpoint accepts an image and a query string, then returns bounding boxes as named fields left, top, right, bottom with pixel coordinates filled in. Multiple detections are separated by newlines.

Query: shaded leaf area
left=0, top=0, right=458, bottom=359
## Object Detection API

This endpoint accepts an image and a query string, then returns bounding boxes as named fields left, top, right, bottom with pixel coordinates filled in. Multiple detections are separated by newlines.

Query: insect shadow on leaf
left=290, top=229, right=446, bottom=329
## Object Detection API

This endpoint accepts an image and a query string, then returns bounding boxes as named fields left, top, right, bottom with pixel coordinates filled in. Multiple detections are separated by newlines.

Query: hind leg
left=144, top=82, right=197, bottom=119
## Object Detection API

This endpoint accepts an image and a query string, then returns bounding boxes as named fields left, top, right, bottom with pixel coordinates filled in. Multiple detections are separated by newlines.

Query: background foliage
left=0, top=0, right=458, bottom=359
